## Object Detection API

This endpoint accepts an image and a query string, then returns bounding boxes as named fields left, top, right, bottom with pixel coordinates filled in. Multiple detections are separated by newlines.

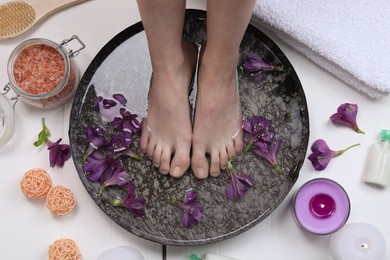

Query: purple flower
left=84, top=127, right=106, bottom=160
left=225, top=162, right=254, bottom=201
left=94, top=94, right=127, bottom=122
left=105, top=132, right=141, bottom=160
left=243, top=115, right=273, bottom=152
left=308, top=139, right=360, bottom=171
left=250, top=134, right=282, bottom=171
left=47, top=138, right=71, bottom=167
left=112, top=108, right=142, bottom=134
left=100, top=164, right=132, bottom=193
left=94, top=93, right=127, bottom=110
left=242, top=53, right=283, bottom=81
left=171, top=190, right=204, bottom=228
left=34, top=118, right=71, bottom=167
left=111, top=182, right=146, bottom=217
left=83, top=150, right=120, bottom=182
left=330, top=103, right=365, bottom=134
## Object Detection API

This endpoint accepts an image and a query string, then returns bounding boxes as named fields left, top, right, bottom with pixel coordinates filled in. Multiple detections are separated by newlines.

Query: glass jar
left=0, top=86, right=17, bottom=146
left=6, top=35, right=85, bottom=109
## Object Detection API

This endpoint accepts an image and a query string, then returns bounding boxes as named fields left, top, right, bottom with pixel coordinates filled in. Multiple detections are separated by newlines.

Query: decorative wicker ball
left=48, top=238, right=80, bottom=260
left=20, top=168, right=52, bottom=199
left=46, top=185, right=76, bottom=216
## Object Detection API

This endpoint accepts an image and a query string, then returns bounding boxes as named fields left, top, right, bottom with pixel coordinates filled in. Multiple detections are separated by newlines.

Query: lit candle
left=292, top=178, right=350, bottom=235
left=329, top=223, right=386, bottom=260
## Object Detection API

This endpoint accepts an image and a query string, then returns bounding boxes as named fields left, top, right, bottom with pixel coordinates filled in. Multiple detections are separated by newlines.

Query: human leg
left=191, top=0, right=256, bottom=178
left=137, top=0, right=196, bottom=177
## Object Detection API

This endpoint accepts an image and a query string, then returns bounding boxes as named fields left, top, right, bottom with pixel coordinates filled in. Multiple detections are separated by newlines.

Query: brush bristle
left=0, top=1, right=35, bottom=38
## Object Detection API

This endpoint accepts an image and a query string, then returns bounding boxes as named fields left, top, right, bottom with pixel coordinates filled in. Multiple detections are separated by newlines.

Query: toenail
left=195, top=168, right=206, bottom=178
left=171, top=166, right=182, bottom=177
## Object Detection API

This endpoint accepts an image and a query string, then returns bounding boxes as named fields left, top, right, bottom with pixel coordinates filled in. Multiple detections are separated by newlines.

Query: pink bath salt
left=13, top=44, right=65, bottom=95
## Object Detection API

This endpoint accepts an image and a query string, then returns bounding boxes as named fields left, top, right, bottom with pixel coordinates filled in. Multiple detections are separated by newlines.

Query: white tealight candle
left=329, top=223, right=386, bottom=260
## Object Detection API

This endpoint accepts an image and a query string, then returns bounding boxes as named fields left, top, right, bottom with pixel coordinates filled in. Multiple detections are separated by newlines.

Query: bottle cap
left=380, top=129, right=390, bottom=141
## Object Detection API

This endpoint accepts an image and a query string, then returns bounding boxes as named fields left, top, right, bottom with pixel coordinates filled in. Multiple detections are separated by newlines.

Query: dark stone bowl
left=69, top=9, right=309, bottom=246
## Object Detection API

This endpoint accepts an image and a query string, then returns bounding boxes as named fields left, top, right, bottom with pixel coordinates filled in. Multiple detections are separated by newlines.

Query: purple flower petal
left=243, top=115, right=274, bottom=152
left=113, top=93, right=127, bottom=105
left=121, top=182, right=146, bottom=217
left=101, top=164, right=131, bottom=192
left=83, top=150, right=120, bottom=182
left=251, top=137, right=281, bottom=169
left=93, top=96, right=103, bottom=111
left=112, top=108, right=142, bottom=133
left=183, top=190, right=198, bottom=204
left=102, top=99, right=117, bottom=109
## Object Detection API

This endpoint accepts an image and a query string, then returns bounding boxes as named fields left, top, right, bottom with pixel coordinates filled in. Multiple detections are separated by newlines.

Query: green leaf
left=33, top=118, right=51, bottom=147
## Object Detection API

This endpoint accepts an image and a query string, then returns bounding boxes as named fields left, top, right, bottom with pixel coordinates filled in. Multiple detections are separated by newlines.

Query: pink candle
left=292, top=178, right=350, bottom=235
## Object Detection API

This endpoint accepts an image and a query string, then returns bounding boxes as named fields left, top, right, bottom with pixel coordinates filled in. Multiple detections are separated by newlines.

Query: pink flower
left=330, top=103, right=365, bottom=134
left=308, top=139, right=360, bottom=171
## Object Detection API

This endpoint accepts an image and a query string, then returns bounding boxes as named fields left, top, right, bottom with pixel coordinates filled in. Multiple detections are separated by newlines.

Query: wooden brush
left=0, top=0, right=89, bottom=39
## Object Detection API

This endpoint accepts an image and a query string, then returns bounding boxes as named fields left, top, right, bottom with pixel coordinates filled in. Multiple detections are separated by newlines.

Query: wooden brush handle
left=28, top=0, right=90, bottom=20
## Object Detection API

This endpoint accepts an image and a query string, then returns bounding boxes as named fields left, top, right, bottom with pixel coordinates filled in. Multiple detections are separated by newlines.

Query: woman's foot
left=140, top=41, right=197, bottom=178
left=191, top=50, right=244, bottom=179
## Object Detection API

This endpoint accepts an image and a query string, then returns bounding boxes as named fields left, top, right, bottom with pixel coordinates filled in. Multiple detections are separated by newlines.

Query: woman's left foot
left=191, top=52, right=244, bottom=179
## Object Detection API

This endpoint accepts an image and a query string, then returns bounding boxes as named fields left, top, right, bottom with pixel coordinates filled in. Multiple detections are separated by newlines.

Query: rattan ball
left=20, top=168, right=52, bottom=199
left=48, top=238, right=80, bottom=260
left=46, top=185, right=76, bottom=216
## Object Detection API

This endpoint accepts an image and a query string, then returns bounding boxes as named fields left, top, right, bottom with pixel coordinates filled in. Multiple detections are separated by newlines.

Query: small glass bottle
left=363, top=129, right=390, bottom=187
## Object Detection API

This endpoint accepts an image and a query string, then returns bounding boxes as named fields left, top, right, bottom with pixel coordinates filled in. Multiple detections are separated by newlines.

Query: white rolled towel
left=252, top=0, right=390, bottom=99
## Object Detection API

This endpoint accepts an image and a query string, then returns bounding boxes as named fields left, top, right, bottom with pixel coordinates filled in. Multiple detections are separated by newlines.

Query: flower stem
left=273, top=163, right=282, bottom=172
left=354, top=127, right=365, bottom=134
left=226, top=161, right=234, bottom=174
left=337, top=143, right=360, bottom=155
left=33, top=117, right=51, bottom=147
left=244, top=142, right=253, bottom=154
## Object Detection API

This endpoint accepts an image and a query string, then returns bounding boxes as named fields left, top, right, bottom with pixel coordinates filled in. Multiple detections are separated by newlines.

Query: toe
left=233, top=129, right=244, bottom=153
left=209, top=149, right=221, bottom=177
left=226, top=142, right=237, bottom=161
left=170, top=145, right=190, bottom=178
left=146, top=139, right=156, bottom=160
left=152, top=145, right=163, bottom=168
left=191, top=150, right=209, bottom=179
left=159, top=147, right=172, bottom=175
left=140, top=118, right=150, bottom=153
left=219, top=147, right=229, bottom=170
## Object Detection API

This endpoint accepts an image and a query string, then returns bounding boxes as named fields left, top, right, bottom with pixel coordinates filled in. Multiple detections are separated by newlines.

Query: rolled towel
left=253, top=0, right=390, bottom=99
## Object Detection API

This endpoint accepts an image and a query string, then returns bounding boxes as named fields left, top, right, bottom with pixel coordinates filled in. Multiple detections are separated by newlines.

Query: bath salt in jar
left=6, top=35, right=85, bottom=109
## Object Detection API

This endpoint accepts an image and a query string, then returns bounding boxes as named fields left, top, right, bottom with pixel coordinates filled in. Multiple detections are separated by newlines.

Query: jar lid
left=0, top=92, right=16, bottom=147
